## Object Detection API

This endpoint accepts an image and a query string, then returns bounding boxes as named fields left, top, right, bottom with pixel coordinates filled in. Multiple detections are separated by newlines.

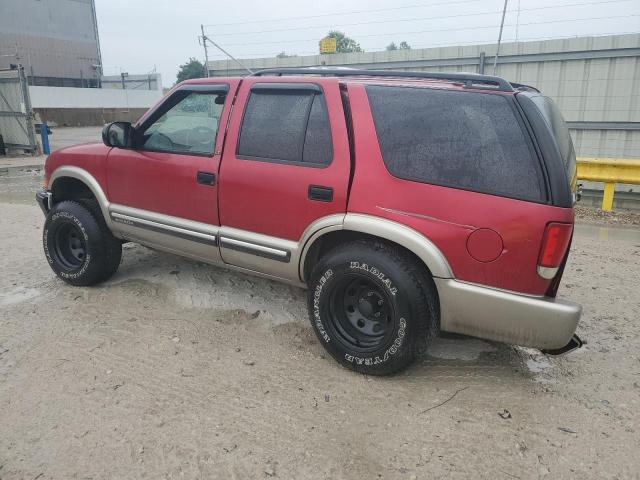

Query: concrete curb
left=0, top=164, right=45, bottom=176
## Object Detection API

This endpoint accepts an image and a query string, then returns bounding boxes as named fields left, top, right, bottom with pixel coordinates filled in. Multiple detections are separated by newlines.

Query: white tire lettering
left=343, top=317, right=407, bottom=366
left=348, top=261, right=397, bottom=296
left=313, top=269, right=333, bottom=342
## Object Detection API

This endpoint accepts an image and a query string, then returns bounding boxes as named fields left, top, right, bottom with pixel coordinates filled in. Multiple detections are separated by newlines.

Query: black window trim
left=512, top=94, right=554, bottom=204
left=133, top=83, right=230, bottom=158
left=250, top=82, right=321, bottom=93
left=236, top=82, right=334, bottom=169
left=366, top=84, right=551, bottom=205
left=515, top=92, right=574, bottom=208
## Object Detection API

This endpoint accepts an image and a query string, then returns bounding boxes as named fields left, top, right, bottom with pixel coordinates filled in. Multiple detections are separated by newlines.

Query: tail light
left=537, top=222, right=573, bottom=279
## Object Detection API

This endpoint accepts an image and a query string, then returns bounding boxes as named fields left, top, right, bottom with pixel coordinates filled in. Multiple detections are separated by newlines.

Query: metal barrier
left=576, top=157, right=640, bottom=211
left=0, top=66, right=37, bottom=154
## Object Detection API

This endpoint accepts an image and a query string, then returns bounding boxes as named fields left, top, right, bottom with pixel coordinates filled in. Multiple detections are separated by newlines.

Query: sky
left=94, top=0, right=640, bottom=86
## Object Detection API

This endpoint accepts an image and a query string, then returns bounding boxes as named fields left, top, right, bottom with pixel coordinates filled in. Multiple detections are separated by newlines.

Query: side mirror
left=102, top=122, right=133, bottom=148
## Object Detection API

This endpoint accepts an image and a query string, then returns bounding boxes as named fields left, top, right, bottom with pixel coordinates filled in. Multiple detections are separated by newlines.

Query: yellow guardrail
left=576, top=157, right=640, bottom=211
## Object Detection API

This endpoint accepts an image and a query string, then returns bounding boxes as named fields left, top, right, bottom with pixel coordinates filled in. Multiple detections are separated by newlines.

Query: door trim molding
left=110, top=212, right=218, bottom=246
left=219, top=236, right=290, bottom=262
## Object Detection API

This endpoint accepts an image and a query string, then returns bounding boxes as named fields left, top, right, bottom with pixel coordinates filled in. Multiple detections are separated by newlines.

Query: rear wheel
left=307, top=240, right=438, bottom=375
left=43, top=200, right=122, bottom=286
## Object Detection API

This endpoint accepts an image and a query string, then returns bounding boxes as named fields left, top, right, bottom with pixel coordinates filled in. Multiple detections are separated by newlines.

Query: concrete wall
left=101, top=73, right=163, bottom=91
left=29, top=86, right=163, bottom=127
left=208, top=34, right=640, bottom=160
left=0, top=0, right=101, bottom=85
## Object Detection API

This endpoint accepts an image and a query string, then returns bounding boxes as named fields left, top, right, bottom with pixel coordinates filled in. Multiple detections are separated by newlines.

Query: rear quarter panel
left=345, top=83, right=573, bottom=296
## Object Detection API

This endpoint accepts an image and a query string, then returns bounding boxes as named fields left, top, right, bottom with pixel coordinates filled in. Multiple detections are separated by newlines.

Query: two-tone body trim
left=49, top=166, right=112, bottom=228
left=219, top=236, right=290, bottom=262
left=110, top=212, right=218, bottom=246
left=435, top=278, right=581, bottom=349
left=47, top=168, right=455, bottom=282
left=44, top=167, right=581, bottom=349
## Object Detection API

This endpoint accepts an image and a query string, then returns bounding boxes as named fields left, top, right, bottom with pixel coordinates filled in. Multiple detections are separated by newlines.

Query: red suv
left=36, top=68, right=582, bottom=375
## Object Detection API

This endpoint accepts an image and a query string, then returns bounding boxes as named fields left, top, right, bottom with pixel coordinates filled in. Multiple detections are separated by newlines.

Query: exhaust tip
left=542, top=334, right=584, bottom=356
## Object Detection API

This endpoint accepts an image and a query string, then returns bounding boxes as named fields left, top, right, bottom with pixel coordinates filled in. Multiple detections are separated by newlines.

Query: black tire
left=307, top=240, right=439, bottom=375
left=43, top=200, right=122, bottom=286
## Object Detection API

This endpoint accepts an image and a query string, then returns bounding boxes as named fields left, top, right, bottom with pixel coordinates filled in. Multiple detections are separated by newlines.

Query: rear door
left=218, top=78, right=351, bottom=279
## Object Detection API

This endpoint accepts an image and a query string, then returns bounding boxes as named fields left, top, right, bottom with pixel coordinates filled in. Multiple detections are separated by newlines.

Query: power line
left=217, top=14, right=638, bottom=48
left=205, top=31, right=640, bottom=59
left=204, top=0, right=635, bottom=37
left=202, top=0, right=486, bottom=27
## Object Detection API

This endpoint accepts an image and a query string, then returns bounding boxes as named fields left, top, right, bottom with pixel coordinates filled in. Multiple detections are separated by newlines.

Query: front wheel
left=43, top=200, right=122, bottom=286
left=307, top=241, right=439, bottom=375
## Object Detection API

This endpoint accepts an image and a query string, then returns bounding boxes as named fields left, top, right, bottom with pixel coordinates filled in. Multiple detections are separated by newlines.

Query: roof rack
left=251, top=67, right=514, bottom=92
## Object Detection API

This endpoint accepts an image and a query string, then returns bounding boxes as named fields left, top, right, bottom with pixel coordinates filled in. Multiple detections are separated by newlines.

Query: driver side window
left=141, top=91, right=224, bottom=155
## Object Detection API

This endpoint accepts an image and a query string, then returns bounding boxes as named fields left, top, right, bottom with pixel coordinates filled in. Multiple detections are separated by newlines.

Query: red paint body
left=45, top=75, right=574, bottom=296
left=344, top=83, right=573, bottom=295
left=106, top=79, right=241, bottom=225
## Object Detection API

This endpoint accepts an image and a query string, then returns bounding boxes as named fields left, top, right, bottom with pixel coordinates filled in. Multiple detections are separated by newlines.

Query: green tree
left=326, top=31, right=363, bottom=53
left=276, top=51, right=297, bottom=58
left=387, top=41, right=411, bottom=51
left=176, top=57, right=206, bottom=83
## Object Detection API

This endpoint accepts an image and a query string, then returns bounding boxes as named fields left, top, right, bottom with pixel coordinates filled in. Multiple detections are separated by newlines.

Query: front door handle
left=197, top=171, right=216, bottom=186
left=308, top=185, right=333, bottom=202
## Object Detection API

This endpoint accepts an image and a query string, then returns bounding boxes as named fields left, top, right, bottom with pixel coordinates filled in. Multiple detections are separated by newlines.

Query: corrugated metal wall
left=208, top=34, right=640, bottom=159
left=0, top=0, right=101, bottom=85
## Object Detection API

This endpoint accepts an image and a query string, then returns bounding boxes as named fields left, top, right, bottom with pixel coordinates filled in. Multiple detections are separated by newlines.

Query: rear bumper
left=435, top=278, right=582, bottom=350
left=36, top=189, right=52, bottom=215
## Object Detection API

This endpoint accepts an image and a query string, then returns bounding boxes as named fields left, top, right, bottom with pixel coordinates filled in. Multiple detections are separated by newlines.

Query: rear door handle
left=197, top=171, right=216, bottom=186
left=308, top=185, right=333, bottom=202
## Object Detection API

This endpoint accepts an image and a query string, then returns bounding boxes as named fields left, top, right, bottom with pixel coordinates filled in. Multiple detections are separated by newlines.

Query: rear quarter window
left=529, top=95, right=577, bottom=193
left=366, top=85, right=546, bottom=202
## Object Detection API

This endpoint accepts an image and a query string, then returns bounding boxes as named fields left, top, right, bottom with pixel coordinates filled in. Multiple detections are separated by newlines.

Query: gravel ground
left=575, top=205, right=640, bottom=227
left=1, top=172, right=639, bottom=479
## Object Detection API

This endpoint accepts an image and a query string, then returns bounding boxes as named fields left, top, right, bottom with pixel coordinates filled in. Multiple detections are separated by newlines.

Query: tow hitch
left=542, top=334, right=584, bottom=356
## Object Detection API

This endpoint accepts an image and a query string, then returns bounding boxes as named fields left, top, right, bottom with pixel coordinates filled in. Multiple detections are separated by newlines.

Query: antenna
left=199, top=27, right=254, bottom=75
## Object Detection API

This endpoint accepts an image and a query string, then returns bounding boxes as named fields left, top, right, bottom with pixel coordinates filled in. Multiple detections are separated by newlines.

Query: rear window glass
left=238, top=90, right=332, bottom=165
left=529, top=95, right=577, bottom=192
left=366, top=85, right=545, bottom=202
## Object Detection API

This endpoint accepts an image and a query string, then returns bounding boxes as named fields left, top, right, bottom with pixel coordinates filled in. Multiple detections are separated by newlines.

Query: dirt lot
left=1, top=171, right=639, bottom=479
left=0, top=127, right=103, bottom=171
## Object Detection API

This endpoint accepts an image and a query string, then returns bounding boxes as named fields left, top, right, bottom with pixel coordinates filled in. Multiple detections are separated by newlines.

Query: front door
left=106, top=81, right=238, bottom=263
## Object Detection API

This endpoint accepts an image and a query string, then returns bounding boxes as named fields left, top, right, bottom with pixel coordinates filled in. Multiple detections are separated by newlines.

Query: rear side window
left=238, top=89, right=332, bottom=166
left=366, top=85, right=545, bottom=202
left=529, top=95, right=577, bottom=192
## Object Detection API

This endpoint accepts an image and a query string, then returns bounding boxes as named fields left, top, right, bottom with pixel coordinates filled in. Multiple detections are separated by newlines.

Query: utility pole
left=199, top=26, right=254, bottom=75
left=493, top=0, right=509, bottom=75
left=201, top=24, right=210, bottom=77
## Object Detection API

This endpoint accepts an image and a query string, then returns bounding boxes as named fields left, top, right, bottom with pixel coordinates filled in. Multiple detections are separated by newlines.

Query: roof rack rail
left=251, top=67, right=514, bottom=92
